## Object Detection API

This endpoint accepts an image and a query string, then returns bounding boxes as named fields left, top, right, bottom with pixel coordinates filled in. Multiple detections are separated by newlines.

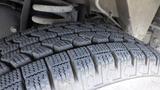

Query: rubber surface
left=0, top=20, right=160, bottom=90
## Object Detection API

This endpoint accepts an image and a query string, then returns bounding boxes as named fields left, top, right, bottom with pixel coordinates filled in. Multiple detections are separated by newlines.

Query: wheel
left=0, top=20, right=159, bottom=90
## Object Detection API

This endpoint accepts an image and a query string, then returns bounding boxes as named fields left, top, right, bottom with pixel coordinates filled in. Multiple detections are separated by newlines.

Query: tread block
left=49, top=27, right=73, bottom=36
left=5, top=33, right=21, bottom=42
left=1, top=53, right=31, bottom=68
left=96, top=31, right=110, bottom=37
left=67, top=47, right=90, bottom=60
left=67, top=47, right=97, bottom=90
left=143, top=51, right=158, bottom=75
left=0, top=62, right=10, bottom=75
left=48, top=63, right=75, bottom=90
left=79, top=32, right=96, bottom=39
left=129, top=50, right=147, bottom=75
left=53, top=40, right=73, bottom=52
left=25, top=71, right=51, bottom=90
left=45, top=52, right=76, bottom=90
left=65, top=25, right=90, bottom=33
left=61, top=34, right=78, bottom=42
left=0, top=69, right=22, bottom=90
left=45, top=52, right=70, bottom=68
left=1, top=44, right=19, bottom=55
left=19, top=37, right=39, bottom=47
left=147, top=47, right=160, bottom=74
left=21, top=43, right=41, bottom=53
left=42, top=38, right=60, bottom=48
left=21, top=59, right=47, bottom=79
left=13, top=36, right=39, bottom=47
left=113, top=50, right=134, bottom=77
left=43, top=38, right=73, bottom=52
left=73, top=36, right=91, bottom=46
left=107, top=43, right=127, bottom=51
left=75, top=31, right=111, bottom=43
left=93, top=35, right=109, bottom=43
left=13, top=36, right=28, bottom=42
left=2, top=82, right=24, bottom=90
left=123, top=43, right=140, bottom=50
left=1, top=51, right=19, bottom=60
left=71, top=57, right=96, bottom=90
left=61, top=34, right=92, bottom=47
left=87, top=44, right=110, bottom=54
left=21, top=45, right=53, bottom=59
left=92, top=52, right=116, bottom=83
left=21, top=59, right=51, bottom=90
left=136, top=45, right=157, bottom=75
left=31, top=30, right=57, bottom=41
left=87, top=44, right=119, bottom=83
left=31, top=45, right=53, bottom=59
left=109, top=33, right=124, bottom=42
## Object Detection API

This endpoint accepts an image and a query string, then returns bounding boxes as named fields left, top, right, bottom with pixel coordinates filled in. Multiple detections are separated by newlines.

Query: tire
left=0, top=20, right=159, bottom=90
